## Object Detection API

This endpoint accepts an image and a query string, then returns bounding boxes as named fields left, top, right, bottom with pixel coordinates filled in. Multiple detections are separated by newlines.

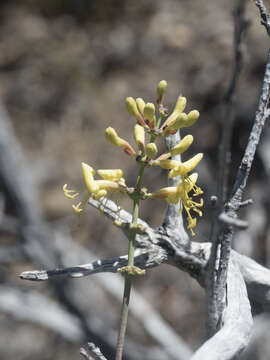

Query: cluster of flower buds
left=63, top=80, right=203, bottom=235
left=124, top=80, right=199, bottom=137
left=119, top=80, right=203, bottom=235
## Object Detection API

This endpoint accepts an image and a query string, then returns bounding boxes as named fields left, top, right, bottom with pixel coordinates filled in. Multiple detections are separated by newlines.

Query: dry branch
left=191, top=259, right=252, bottom=360
left=207, top=0, right=250, bottom=336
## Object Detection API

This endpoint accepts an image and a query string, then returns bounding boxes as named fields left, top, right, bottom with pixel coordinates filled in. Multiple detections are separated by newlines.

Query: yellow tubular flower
left=177, top=172, right=198, bottom=194
left=81, top=162, right=99, bottom=193
left=158, top=134, right=194, bottom=160
left=97, top=169, right=123, bottom=181
left=176, top=172, right=203, bottom=236
left=168, top=153, right=203, bottom=178
left=153, top=159, right=181, bottom=170
left=149, top=187, right=180, bottom=204
left=145, top=143, right=158, bottom=159
left=170, top=135, right=194, bottom=156
left=134, top=124, right=145, bottom=152
left=157, top=80, right=167, bottom=104
left=149, top=186, right=178, bottom=199
left=136, top=98, right=145, bottom=115
left=105, top=127, right=136, bottom=156
left=143, top=102, right=156, bottom=128
left=95, top=180, right=123, bottom=192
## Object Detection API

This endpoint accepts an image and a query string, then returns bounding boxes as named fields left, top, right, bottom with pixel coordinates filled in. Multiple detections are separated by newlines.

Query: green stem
left=156, top=115, right=162, bottom=129
left=115, top=163, right=145, bottom=360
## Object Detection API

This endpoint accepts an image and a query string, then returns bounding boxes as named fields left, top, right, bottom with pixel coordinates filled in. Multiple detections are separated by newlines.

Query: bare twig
left=254, top=0, right=270, bottom=36
left=219, top=0, right=250, bottom=204
left=214, top=47, right=270, bottom=330
left=207, top=0, right=250, bottom=336
left=20, top=252, right=148, bottom=281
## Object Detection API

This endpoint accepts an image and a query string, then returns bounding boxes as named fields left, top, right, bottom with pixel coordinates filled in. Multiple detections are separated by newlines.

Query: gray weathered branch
left=207, top=0, right=250, bottom=336
left=254, top=0, right=270, bottom=36
left=191, top=259, right=253, bottom=360
left=163, top=132, right=189, bottom=248
left=20, top=199, right=270, bottom=315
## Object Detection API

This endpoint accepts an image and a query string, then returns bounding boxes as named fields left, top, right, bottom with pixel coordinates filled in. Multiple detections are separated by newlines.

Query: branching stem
left=115, top=163, right=145, bottom=360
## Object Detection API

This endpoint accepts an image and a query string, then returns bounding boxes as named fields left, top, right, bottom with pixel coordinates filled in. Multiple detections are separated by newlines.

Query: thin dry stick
left=215, top=45, right=270, bottom=336
left=213, top=0, right=270, bottom=330
left=254, top=0, right=270, bottom=35
left=207, top=0, right=250, bottom=336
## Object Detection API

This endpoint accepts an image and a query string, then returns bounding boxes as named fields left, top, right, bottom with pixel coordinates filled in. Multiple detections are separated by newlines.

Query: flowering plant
left=63, top=80, right=203, bottom=359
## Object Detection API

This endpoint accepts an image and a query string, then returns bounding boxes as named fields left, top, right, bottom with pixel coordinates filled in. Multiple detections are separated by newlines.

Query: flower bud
left=143, top=102, right=156, bottom=128
left=164, top=113, right=188, bottom=134
left=161, top=97, right=187, bottom=131
left=105, top=127, right=136, bottom=156
left=185, top=110, right=200, bottom=127
left=126, top=97, right=147, bottom=127
left=153, top=159, right=180, bottom=169
left=81, top=162, right=99, bottom=193
left=105, top=127, right=123, bottom=146
left=170, top=135, right=194, bottom=156
left=136, top=98, right=145, bottom=115
left=126, top=97, right=140, bottom=118
left=145, top=143, right=158, bottom=159
left=134, top=124, right=145, bottom=152
left=174, top=96, right=187, bottom=113
left=157, top=80, right=167, bottom=104
left=168, top=153, right=203, bottom=178
left=97, top=169, right=123, bottom=181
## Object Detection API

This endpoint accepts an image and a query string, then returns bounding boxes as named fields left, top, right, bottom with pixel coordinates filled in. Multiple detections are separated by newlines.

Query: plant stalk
left=115, top=163, right=145, bottom=360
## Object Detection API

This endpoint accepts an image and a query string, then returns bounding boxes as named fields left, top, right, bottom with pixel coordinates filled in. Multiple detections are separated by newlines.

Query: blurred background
left=1, top=0, right=270, bottom=359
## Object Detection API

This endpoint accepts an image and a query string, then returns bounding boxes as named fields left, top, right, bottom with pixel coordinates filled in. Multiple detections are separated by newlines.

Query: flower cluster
left=63, top=80, right=203, bottom=235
